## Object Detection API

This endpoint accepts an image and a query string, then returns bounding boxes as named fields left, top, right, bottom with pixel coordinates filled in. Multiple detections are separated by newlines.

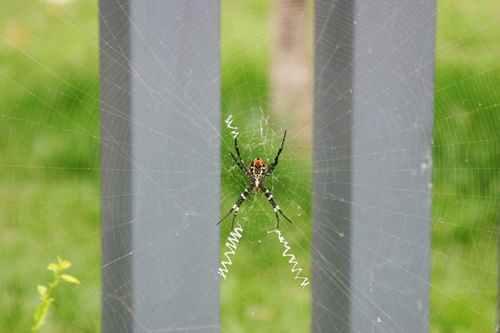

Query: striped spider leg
left=260, top=183, right=293, bottom=229
left=218, top=131, right=293, bottom=229
left=263, top=130, right=286, bottom=179
left=217, top=184, right=252, bottom=229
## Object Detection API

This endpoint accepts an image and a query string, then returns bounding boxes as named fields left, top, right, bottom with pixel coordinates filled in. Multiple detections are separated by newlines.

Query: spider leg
left=264, top=130, right=287, bottom=178
left=260, top=184, right=293, bottom=229
left=217, top=184, right=253, bottom=229
left=233, top=136, right=251, bottom=178
left=230, top=152, right=252, bottom=179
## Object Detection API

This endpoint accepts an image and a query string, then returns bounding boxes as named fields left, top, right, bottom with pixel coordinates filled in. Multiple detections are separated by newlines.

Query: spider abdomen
left=249, top=158, right=268, bottom=191
left=253, top=180, right=261, bottom=192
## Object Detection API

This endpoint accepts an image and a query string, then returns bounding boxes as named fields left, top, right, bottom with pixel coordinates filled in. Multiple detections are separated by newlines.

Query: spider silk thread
left=217, top=223, right=244, bottom=279
left=268, top=229, right=310, bottom=288
left=224, top=115, right=239, bottom=139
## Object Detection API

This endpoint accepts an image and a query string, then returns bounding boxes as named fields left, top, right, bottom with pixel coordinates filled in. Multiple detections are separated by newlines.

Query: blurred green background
left=0, top=0, right=498, bottom=332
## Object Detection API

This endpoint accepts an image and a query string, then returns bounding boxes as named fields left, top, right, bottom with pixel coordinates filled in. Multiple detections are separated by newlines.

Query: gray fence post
left=100, top=1, right=220, bottom=332
left=313, top=0, right=435, bottom=332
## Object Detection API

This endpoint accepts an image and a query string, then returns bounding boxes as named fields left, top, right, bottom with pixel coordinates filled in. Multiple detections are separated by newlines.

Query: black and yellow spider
left=218, top=131, right=293, bottom=229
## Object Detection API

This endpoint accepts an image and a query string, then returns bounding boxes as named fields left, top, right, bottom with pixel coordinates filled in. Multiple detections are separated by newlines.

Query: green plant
left=31, top=257, right=80, bottom=333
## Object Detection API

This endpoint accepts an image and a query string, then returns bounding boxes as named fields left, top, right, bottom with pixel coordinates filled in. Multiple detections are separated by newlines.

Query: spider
left=217, top=131, right=293, bottom=229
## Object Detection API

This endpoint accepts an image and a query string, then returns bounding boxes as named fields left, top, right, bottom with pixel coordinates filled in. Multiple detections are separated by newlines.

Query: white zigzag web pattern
left=268, top=229, right=310, bottom=288
left=224, top=114, right=239, bottom=139
left=217, top=223, right=244, bottom=279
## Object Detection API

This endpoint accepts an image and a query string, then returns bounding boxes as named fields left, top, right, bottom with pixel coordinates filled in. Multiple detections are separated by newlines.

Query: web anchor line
left=268, top=229, right=310, bottom=288
left=217, top=223, right=244, bottom=279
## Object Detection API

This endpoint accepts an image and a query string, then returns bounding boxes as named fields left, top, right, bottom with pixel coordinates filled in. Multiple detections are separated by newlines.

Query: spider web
left=1, top=0, right=499, bottom=332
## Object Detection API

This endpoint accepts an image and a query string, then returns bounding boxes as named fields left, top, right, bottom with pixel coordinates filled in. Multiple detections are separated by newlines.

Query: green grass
left=0, top=0, right=498, bottom=331
left=219, top=3, right=311, bottom=331
left=0, top=0, right=100, bottom=331
left=431, top=0, right=500, bottom=331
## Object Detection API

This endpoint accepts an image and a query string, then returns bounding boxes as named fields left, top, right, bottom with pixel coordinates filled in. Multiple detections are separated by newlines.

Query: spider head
left=249, top=158, right=268, bottom=188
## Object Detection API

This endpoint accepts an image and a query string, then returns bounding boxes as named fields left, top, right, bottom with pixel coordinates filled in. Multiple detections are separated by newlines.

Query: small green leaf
left=58, top=258, right=71, bottom=270
left=47, top=263, right=58, bottom=272
left=33, top=257, right=80, bottom=332
left=37, top=285, right=47, bottom=296
left=61, top=274, right=80, bottom=284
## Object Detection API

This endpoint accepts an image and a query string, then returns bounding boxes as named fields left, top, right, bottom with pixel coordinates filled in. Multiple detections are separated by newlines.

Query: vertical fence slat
left=313, top=0, right=435, bottom=331
left=100, top=1, right=220, bottom=332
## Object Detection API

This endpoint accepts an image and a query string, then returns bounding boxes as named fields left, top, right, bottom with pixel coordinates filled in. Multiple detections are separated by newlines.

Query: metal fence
left=100, top=0, right=435, bottom=332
